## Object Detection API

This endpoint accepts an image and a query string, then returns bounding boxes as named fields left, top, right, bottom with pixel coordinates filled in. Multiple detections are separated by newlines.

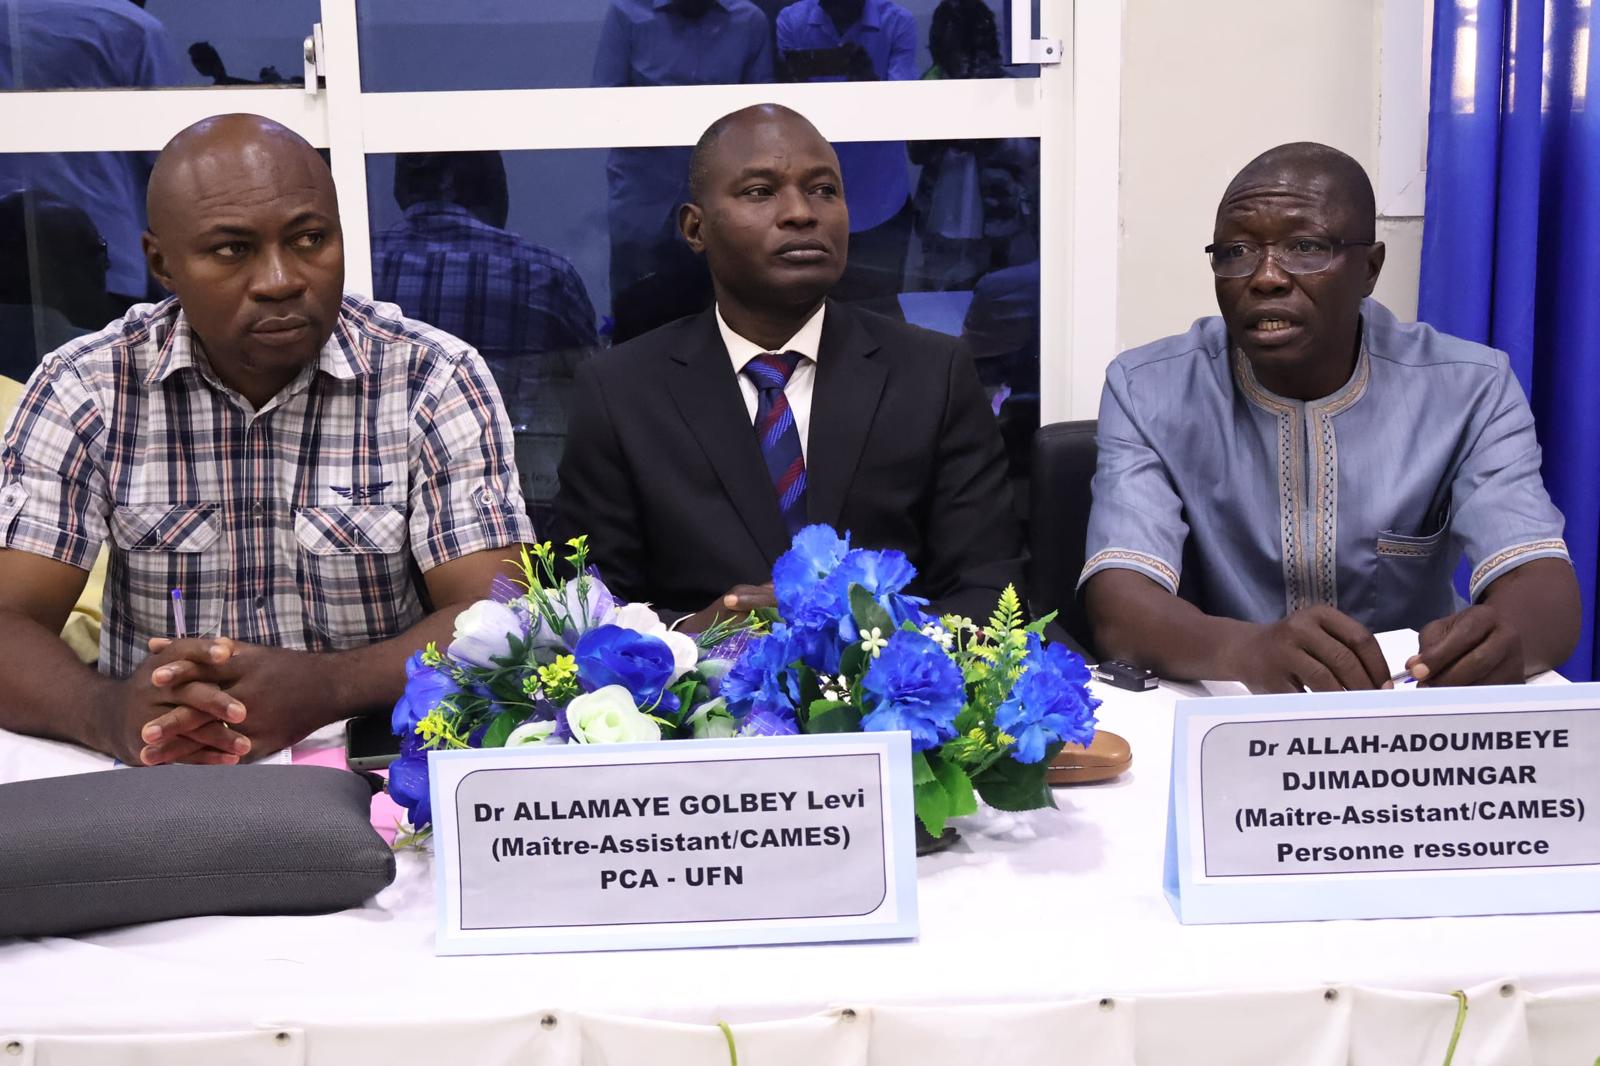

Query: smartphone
left=345, top=712, right=402, bottom=771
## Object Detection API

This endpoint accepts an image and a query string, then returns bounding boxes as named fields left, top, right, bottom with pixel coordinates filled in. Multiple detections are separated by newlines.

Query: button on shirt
left=716, top=301, right=824, bottom=460
left=776, top=0, right=916, bottom=232
left=0, top=295, right=534, bottom=678
left=1080, top=299, right=1570, bottom=633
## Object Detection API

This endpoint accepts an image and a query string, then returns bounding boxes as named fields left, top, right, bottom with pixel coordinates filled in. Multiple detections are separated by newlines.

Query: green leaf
left=914, top=775, right=952, bottom=837
left=804, top=700, right=861, bottom=734
left=929, top=752, right=978, bottom=819
left=1024, top=609, right=1058, bottom=636
left=479, top=711, right=520, bottom=749
left=972, top=744, right=1062, bottom=812
left=838, top=641, right=867, bottom=680
left=910, top=750, right=937, bottom=786
left=987, top=584, right=1023, bottom=634
left=849, top=585, right=894, bottom=641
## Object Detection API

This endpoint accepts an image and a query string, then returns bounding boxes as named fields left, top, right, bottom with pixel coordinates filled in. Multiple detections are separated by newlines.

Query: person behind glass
left=1082, top=142, right=1580, bottom=691
left=0, top=189, right=109, bottom=382
left=553, top=104, right=1025, bottom=633
left=0, top=0, right=182, bottom=311
left=373, top=151, right=598, bottom=529
left=776, top=0, right=917, bottom=311
left=594, top=0, right=773, bottom=343
left=0, top=114, right=533, bottom=767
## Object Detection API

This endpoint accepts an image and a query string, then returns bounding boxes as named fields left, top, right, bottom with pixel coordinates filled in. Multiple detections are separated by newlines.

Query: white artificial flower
left=685, top=697, right=737, bottom=739
left=860, top=626, right=888, bottom=658
left=566, top=685, right=662, bottom=744
left=527, top=577, right=614, bottom=649
left=448, top=600, right=523, bottom=667
left=921, top=623, right=954, bottom=650
left=504, top=718, right=560, bottom=745
left=609, top=601, right=699, bottom=680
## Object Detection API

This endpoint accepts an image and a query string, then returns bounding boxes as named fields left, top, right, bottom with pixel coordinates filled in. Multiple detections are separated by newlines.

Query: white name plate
left=427, top=732, right=918, bottom=955
left=1164, top=684, right=1600, bottom=924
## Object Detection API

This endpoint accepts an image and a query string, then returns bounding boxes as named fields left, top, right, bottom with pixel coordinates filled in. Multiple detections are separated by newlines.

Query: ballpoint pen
left=171, top=588, right=186, bottom=640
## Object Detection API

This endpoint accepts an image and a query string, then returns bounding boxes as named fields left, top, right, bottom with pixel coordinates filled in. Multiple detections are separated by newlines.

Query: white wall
left=1116, top=0, right=1423, bottom=352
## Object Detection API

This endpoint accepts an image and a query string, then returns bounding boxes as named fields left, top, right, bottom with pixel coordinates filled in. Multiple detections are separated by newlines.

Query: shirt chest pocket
left=109, top=503, right=225, bottom=639
left=292, top=503, right=422, bottom=650
left=1370, top=510, right=1455, bottom=631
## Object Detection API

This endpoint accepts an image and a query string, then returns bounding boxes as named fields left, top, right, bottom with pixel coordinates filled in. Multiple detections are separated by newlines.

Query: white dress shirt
left=715, top=302, right=825, bottom=461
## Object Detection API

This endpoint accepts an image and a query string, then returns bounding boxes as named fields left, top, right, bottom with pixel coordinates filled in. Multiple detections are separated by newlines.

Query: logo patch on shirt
left=330, top=481, right=393, bottom=501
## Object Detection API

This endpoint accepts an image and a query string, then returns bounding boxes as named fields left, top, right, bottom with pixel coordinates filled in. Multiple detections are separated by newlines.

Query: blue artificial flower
left=833, top=548, right=930, bottom=638
left=573, top=624, right=679, bottom=714
left=386, top=729, right=433, bottom=828
left=772, top=525, right=853, bottom=629
left=859, top=629, right=965, bottom=752
left=391, top=651, right=463, bottom=735
left=739, top=702, right=801, bottom=737
left=995, top=634, right=1101, bottom=763
left=722, top=626, right=800, bottom=716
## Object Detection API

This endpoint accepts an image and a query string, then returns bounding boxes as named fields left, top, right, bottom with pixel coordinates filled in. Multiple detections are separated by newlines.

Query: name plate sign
left=427, top=732, right=918, bottom=954
left=1163, top=684, right=1600, bottom=924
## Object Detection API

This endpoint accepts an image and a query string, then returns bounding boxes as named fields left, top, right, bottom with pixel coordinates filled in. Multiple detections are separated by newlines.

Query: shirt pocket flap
left=111, top=503, right=221, bottom=553
left=1376, top=524, right=1450, bottom=558
left=294, top=504, right=407, bottom=556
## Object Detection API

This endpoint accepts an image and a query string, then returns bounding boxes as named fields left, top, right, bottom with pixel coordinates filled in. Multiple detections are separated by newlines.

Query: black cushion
left=1027, top=420, right=1101, bottom=654
left=0, top=764, right=396, bottom=937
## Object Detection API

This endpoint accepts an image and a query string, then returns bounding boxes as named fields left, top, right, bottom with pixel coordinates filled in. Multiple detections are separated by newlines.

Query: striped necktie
left=743, top=351, right=807, bottom=536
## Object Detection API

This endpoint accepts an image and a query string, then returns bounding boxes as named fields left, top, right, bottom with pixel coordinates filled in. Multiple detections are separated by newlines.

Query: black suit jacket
left=552, top=300, right=1025, bottom=621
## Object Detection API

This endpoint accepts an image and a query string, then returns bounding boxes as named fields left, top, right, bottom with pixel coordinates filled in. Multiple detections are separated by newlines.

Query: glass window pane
left=365, top=135, right=1039, bottom=522
left=357, top=0, right=1036, bottom=93
left=0, top=0, right=318, bottom=91
left=0, top=147, right=335, bottom=387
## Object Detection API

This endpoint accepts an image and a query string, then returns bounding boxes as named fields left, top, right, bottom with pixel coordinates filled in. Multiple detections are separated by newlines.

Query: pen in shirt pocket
left=171, top=587, right=186, bottom=640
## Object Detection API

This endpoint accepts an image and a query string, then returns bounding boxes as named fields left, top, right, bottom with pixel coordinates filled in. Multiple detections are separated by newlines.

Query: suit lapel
left=807, top=300, right=886, bottom=531
left=664, top=308, right=793, bottom=565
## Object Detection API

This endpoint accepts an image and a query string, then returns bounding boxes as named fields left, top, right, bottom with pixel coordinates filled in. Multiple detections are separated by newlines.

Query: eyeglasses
left=1204, top=235, right=1375, bottom=278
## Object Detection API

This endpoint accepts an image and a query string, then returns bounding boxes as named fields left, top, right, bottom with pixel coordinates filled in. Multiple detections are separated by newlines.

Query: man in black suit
left=553, top=103, right=1023, bottom=632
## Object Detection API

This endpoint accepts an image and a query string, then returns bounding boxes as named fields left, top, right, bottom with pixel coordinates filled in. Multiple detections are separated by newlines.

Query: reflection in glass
left=371, top=153, right=599, bottom=530
left=594, top=0, right=773, bottom=341
left=0, top=190, right=107, bottom=382
left=357, top=0, right=1031, bottom=93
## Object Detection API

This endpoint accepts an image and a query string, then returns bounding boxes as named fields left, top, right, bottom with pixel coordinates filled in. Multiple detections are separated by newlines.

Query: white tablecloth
left=2, top=678, right=1598, bottom=1065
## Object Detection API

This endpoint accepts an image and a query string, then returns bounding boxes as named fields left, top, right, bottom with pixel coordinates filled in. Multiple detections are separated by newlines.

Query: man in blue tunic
left=1080, top=143, right=1579, bottom=691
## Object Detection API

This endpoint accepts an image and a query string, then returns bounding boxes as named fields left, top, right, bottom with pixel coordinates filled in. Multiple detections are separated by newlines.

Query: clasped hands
left=113, top=637, right=325, bottom=766
left=1227, top=603, right=1525, bottom=694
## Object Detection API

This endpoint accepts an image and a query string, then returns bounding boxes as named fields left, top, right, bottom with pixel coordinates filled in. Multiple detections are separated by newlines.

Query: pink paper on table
left=291, top=745, right=405, bottom=844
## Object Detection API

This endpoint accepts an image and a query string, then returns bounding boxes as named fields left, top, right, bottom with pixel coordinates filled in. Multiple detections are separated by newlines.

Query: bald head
left=688, top=103, right=834, bottom=203
left=1219, top=142, right=1375, bottom=241
left=147, top=114, right=334, bottom=235
left=140, top=113, right=345, bottom=408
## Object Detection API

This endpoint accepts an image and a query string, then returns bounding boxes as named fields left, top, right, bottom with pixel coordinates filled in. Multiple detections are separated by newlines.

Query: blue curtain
left=1419, top=0, right=1600, bottom=680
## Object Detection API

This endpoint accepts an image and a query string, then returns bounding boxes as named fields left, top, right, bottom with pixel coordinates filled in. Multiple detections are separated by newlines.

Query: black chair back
left=1027, top=420, right=1101, bottom=654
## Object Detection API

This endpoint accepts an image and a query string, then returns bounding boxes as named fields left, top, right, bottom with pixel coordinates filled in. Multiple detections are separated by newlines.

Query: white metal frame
left=0, top=0, right=1122, bottom=421
left=1378, top=0, right=1432, bottom=218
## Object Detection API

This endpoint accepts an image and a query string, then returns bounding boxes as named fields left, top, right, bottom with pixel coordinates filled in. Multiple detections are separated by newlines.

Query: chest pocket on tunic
left=293, top=504, right=421, bottom=649
left=1371, top=508, right=1454, bottom=631
left=109, top=503, right=224, bottom=640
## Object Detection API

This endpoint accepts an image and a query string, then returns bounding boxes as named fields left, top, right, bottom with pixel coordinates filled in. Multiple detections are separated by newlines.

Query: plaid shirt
left=0, top=295, right=534, bottom=678
left=373, top=202, right=598, bottom=363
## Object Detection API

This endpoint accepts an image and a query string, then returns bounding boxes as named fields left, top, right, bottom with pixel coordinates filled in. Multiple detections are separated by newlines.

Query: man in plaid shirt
left=0, top=114, right=534, bottom=767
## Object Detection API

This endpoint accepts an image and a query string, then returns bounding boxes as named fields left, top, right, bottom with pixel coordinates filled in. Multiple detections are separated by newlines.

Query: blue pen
left=171, top=588, right=186, bottom=640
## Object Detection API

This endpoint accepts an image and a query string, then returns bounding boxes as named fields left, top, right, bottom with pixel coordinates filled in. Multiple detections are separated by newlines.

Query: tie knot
left=744, top=351, right=804, bottom=390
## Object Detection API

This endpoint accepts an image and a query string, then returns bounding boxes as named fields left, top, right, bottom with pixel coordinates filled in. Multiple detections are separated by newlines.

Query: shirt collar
left=716, top=302, right=826, bottom=376
left=652, top=0, right=734, bottom=10
left=146, top=298, right=370, bottom=390
left=1231, top=321, right=1373, bottom=415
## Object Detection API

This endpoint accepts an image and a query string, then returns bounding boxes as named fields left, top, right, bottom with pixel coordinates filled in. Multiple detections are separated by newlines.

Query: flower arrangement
left=388, top=527, right=1100, bottom=839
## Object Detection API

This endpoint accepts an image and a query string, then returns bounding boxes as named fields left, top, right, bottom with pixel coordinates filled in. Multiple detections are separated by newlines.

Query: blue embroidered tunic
left=1080, top=299, right=1569, bottom=631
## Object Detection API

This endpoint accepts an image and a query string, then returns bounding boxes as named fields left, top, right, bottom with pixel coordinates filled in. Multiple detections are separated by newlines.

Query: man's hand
left=1223, top=606, right=1391, bottom=694
left=139, top=640, right=332, bottom=764
left=106, top=638, right=248, bottom=766
left=676, top=583, right=776, bottom=635
left=1405, top=604, right=1525, bottom=687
